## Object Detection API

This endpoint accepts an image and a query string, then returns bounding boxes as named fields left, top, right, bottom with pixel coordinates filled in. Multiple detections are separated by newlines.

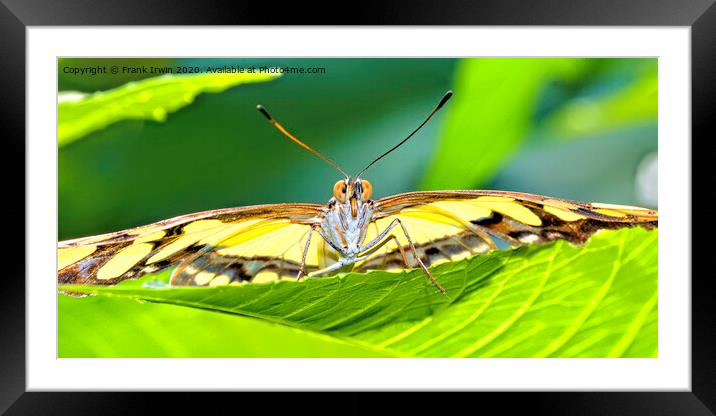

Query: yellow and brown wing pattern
left=357, top=190, right=657, bottom=271
left=58, top=203, right=325, bottom=286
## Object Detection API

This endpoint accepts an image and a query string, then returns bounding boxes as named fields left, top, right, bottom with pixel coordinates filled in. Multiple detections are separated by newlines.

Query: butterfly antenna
left=355, top=90, right=453, bottom=178
left=257, top=105, right=349, bottom=178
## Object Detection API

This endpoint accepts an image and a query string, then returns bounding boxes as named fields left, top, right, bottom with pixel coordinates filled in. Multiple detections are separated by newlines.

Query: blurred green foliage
left=423, top=58, right=657, bottom=194
left=423, top=58, right=590, bottom=189
left=58, top=57, right=656, bottom=240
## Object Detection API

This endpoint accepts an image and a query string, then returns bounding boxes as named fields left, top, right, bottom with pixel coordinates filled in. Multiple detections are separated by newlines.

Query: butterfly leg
left=296, top=225, right=318, bottom=281
left=356, top=234, right=410, bottom=266
left=307, top=260, right=347, bottom=277
left=308, top=236, right=408, bottom=278
left=360, top=218, right=447, bottom=295
left=309, top=235, right=411, bottom=277
left=393, top=219, right=447, bottom=295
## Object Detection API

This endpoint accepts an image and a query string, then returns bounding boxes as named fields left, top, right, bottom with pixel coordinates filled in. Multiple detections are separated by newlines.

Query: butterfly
left=58, top=91, right=658, bottom=295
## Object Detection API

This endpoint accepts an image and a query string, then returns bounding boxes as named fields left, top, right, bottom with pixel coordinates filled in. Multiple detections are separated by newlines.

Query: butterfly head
left=333, top=177, right=373, bottom=217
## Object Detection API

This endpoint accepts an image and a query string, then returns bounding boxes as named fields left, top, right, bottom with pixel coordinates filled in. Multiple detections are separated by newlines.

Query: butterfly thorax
left=320, top=178, right=375, bottom=258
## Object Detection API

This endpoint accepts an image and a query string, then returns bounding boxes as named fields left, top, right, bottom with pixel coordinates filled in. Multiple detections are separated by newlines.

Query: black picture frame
left=2, top=0, right=708, bottom=413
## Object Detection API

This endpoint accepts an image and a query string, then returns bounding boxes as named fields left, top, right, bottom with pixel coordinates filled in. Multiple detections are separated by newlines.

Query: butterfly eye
left=333, top=180, right=347, bottom=202
left=361, top=180, right=373, bottom=201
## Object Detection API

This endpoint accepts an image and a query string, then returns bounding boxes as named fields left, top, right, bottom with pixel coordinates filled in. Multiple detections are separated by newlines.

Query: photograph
left=56, top=57, right=658, bottom=358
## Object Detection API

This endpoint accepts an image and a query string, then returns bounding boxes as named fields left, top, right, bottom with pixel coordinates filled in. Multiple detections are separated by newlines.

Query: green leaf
left=58, top=72, right=281, bottom=147
left=421, top=59, right=588, bottom=189
left=59, top=294, right=390, bottom=358
left=60, top=228, right=657, bottom=357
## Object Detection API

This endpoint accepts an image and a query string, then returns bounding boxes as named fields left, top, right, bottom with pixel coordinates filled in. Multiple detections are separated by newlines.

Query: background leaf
left=420, top=58, right=657, bottom=191
left=420, top=59, right=586, bottom=189
left=58, top=72, right=280, bottom=147
left=60, top=228, right=657, bottom=358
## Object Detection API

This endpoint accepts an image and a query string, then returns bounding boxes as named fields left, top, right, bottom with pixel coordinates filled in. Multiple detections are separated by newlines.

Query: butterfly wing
left=58, top=203, right=327, bottom=286
left=59, top=191, right=658, bottom=284
left=357, top=190, right=657, bottom=271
